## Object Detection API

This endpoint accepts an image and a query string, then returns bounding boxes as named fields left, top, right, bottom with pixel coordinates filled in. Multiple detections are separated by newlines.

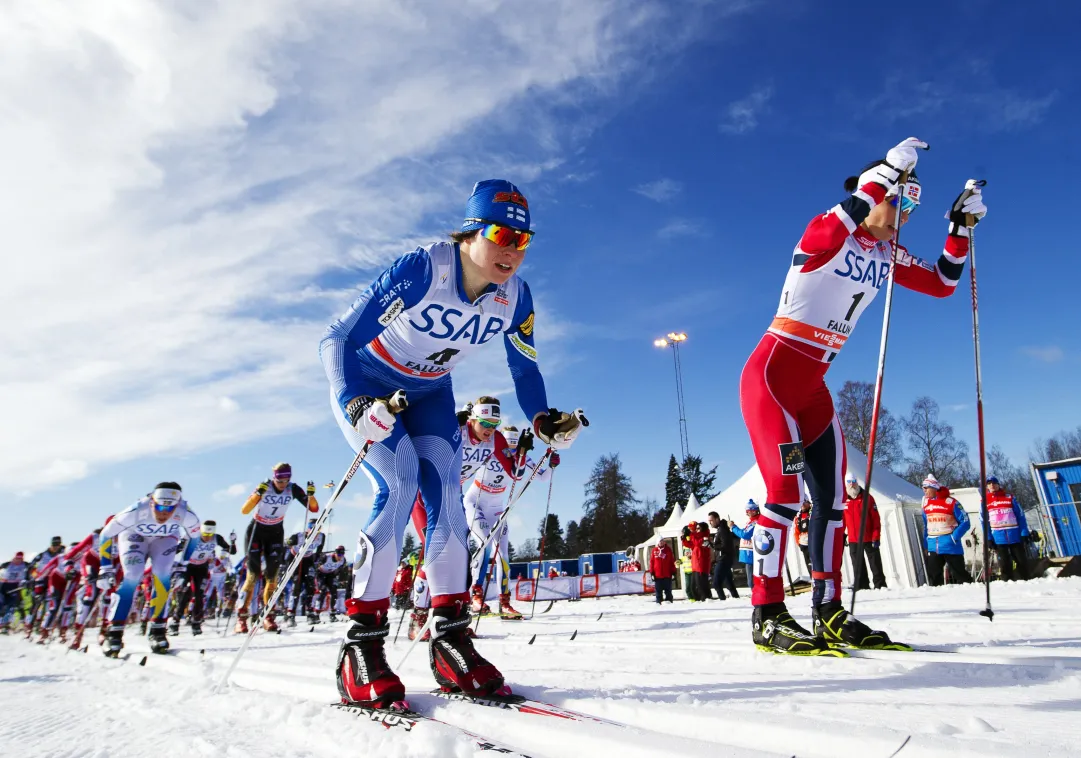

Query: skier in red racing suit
left=739, top=137, right=988, bottom=654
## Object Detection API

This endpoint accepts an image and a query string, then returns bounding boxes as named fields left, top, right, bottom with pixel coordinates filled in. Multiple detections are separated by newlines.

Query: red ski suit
left=740, top=178, right=968, bottom=606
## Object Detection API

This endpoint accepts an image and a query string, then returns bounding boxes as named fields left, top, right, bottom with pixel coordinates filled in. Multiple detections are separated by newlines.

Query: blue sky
left=3, top=0, right=1078, bottom=560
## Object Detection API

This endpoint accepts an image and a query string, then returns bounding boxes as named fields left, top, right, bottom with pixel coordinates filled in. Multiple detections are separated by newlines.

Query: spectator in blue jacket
left=985, top=476, right=1030, bottom=581
left=731, top=500, right=760, bottom=589
left=920, top=476, right=973, bottom=586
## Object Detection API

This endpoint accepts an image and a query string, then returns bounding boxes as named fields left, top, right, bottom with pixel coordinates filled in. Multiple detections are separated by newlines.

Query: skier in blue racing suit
left=320, top=179, right=585, bottom=707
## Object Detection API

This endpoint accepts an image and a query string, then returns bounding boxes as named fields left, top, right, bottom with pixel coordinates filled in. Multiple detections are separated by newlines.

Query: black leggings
left=178, top=563, right=210, bottom=621
left=245, top=521, right=286, bottom=578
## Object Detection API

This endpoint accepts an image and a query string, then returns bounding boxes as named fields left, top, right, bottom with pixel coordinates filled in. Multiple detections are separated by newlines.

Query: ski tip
left=569, top=630, right=577, bottom=641
left=527, top=634, right=536, bottom=645
left=139, top=656, right=148, bottom=666
left=310, top=626, right=314, bottom=633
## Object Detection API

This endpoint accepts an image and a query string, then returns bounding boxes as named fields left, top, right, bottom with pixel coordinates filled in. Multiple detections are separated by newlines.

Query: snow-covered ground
left=4, top=578, right=1080, bottom=758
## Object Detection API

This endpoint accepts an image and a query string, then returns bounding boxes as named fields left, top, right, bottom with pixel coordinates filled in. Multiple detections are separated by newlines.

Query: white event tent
left=639, top=443, right=930, bottom=590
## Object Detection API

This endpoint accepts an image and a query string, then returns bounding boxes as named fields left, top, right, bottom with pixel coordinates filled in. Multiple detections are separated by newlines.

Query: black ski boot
left=148, top=622, right=170, bottom=654
left=429, top=597, right=507, bottom=696
left=139, top=620, right=148, bottom=636
left=814, top=601, right=911, bottom=651
left=191, top=619, right=202, bottom=636
left=168, top=618, right=180, bottom=636
left=307, top=612, right=320, bottom=625
left=103, top=625, right=124, bottom=658
left=752, top=603, right=845, bottom=657
left=286, top=613, right=297, bottom=628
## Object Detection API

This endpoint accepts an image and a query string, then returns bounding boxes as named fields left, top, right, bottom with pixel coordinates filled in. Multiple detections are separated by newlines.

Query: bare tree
left=1032, top=425, right=1081, bottom=462
left=835, top=380, right=904, bottom=470
left=902, top=396, right=973, bottom=487
left=986, top=445, right=1039, bottom=509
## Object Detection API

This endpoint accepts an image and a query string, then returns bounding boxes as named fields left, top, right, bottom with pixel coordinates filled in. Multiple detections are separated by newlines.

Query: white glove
left=533, top=408, right=588, bottom=451
left=345, top=396, right=397, bottom=443
left=97, top=569, right=116, bottom=590
left=858, top=137, right=928, bottom=193
left=947, top=179, right=987, bottom=236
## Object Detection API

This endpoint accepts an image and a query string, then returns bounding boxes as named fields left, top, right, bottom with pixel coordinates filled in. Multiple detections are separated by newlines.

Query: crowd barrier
left=491, top=571, right=654, bottom=603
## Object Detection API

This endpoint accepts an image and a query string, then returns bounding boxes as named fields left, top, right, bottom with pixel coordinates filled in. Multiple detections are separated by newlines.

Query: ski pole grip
left=385, top=390, right=409, bottom=415
left=965, top=179, right=987, bottom=229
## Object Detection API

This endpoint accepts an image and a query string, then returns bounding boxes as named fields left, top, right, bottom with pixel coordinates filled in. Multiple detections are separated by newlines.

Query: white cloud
left=1021, top=346, right=1064, bottom=363
left=1, top=1, right=714, bottom=493
left=657, top=219, right=704, bottom=237
left=633, top=179, right=682, bottom=202
left=213, top=483, right=251, bottom=501
left=720, top=85, right=773, bottom=134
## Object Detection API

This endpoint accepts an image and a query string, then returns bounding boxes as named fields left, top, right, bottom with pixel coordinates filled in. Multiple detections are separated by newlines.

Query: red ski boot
left=469, top=585, right=491, bottom=615
left=499, top=592, right=523, bottom=620
left=336, top=599, right=406, bottom=708
left=429, top=594, right=506, bottom=696
left=70, top=624, right=85, bottom=650
left=407, top=607, right=431, bottom=642
left=262, top=613, right=279, bottom=632
left=234, top=614, right=249, bottom=634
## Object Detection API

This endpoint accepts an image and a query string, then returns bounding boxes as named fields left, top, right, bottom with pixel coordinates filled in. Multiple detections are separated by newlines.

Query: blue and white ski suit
left=320, top=242, right=547, bottom=603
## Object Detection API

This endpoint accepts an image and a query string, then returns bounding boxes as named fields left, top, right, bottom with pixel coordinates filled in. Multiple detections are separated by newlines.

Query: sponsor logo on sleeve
left=508, top=332, right=537, bottom=361
left=778, top=441, right=806, bottom=476
left=378, top=297, right=405, bottom=327
left=519, top=311, right=534, bottom=336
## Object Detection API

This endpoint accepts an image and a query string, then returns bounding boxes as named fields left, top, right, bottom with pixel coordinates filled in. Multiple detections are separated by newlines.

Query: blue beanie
left=462, top=179, right=531, bottom=232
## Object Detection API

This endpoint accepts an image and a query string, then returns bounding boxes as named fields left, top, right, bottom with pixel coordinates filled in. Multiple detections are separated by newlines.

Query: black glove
left=516, top=427, right=535, bottom=455
left=549, top=452, right=561, bottom=468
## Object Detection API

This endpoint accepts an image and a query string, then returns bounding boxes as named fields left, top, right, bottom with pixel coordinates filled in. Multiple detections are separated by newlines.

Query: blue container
left=508, top=562, right=529, bottom=580
left=1032, top=458, right=1081, bottom=556
left=541, top=559, right=578, bottom=577
left=578, top=553, right=616, bottom=575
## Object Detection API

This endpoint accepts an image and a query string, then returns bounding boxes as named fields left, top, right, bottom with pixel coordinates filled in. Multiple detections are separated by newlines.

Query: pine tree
left=564, top=520, right=581, bottom=558
left=538, top=513, right=566, bottom=559
left=582, top=454, right=642, bottom=552
left=663, top=455, right=687, bottom=520
left=681, top=455, right=719, bottom=503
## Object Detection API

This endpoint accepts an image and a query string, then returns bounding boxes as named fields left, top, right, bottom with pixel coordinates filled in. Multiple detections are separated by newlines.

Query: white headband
left=471, top=403, right=500, bottom=422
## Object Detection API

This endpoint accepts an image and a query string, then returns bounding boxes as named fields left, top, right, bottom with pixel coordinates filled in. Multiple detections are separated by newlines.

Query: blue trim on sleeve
left=504, top=279, right=548, bottom=421
left=320, top=249, right=432, bottom=411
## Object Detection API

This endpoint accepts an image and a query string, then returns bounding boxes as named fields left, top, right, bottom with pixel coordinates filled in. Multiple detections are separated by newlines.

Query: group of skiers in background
left=0, top=463, right=354, bottom=656
left=644, top=473, right=1037, bottom=605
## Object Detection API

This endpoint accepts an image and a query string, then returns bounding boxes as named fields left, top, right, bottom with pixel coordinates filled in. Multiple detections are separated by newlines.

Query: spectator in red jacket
left=681, top=523, right=714, bottom=602
left=843, top=474, right=887, bottom=590
left=649, top=540, right=677, bottom=604
left=391, top=561, right=414, bottom=609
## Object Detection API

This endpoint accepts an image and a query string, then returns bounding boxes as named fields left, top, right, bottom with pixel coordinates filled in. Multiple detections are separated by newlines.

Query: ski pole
left=964, top=181, right=994, bottom=621
left=850, top=158, right=926, bottom=615
left=217, top=390, right=407, bottom=690
left=530, top=472, right=557, bottom=618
